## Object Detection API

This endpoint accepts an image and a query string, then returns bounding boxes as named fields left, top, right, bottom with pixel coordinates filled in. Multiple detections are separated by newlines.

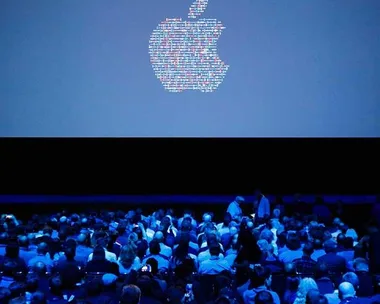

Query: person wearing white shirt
left=198, top=244, right=231, bottom=275
left=145, top=231, right=172, bottom=259
left=227, top=196, right=244, bottom=222
left=88, top=249, right=117, bottom=263
left=117, top=244, right=141, bottom=274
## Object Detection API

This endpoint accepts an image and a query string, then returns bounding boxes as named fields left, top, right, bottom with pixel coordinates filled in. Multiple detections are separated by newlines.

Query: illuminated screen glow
left=1, top=0, right=379, bottom=137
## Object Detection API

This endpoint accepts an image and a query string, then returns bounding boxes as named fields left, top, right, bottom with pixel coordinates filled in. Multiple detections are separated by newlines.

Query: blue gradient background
left=1, top=0, right=380, bottom=137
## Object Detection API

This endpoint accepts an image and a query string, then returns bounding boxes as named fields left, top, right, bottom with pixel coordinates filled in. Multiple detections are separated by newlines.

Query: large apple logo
left=149, top=0, right=229, bottom=93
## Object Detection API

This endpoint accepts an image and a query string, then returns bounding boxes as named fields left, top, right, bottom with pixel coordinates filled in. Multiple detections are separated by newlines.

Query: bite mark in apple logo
left=149, top=0, right=229, bottom=93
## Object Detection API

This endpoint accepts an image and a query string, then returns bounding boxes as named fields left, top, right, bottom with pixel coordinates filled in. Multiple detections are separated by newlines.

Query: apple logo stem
left=149, top=0, right=229, bottom=93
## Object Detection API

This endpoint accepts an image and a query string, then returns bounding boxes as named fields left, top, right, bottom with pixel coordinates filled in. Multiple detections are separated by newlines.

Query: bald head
left=154, top=231, right=164, bottom=242
left=37, top=242, right=49, bottom=255
left=77, top=233, right=87, bottom=245
left=203, top=214, right=212, bottom=223
left=339, top=282, right=356, bottom=299
left=18, top=235, right=28, bottom=247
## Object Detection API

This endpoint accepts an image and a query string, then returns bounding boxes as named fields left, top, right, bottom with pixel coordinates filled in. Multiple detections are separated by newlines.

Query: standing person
left=254, top=190, right=270, bottom=224
left=227, top=196, right=244, bottom=222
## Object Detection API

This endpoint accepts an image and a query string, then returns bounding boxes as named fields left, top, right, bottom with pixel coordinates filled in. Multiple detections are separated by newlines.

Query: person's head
left=203, top=213, right=212, bottom=223
left=272, top=209, right=281, bottom=219
left=223, top=212, right=232, bottom=226
left=260, top=229, right=274, bottom=244
left=153, top=231, right=164, bottom=243
left=206, top=232, right=218, bottom=246
left=303, top=242, right=314, bottom=257
left=31, top=291, right=47, bottom=304
left=315, top=263, right=329, bottom=279
left=209, top=243, right=221, bottom=257
left=338, top=282, right=356, bottom=300
left=257, top=239, right=269, bottom=254
left=287, top=232, right=301, bottom=250
left=333, top=218, right=341, bottom=227
left=287, top=276, right=300, bottom=292
left=353, top=257, right=369, bottom=272
left=180, top=218, right=192, bottom=232
left=149, top=240, right=161, bottom=255
left=64, top=246, right=76, bottom=261
left=284, top=262, right=297, bottom=276
left=305, top=289, right=320, bottom=304
left=119, top=244, right=137, bottom=270
left=249, top=265, right=272, bottom=288
left=312, top=238, right=323, bottom=250
left=337, top=233, right=346, bottom=246
left=323, top=239, right=337, bottom=253
left=342, top=272, right=359, bottom=291
left=307, top=295, right=328, bottom=304
left=49, top=275, right=63, bottom=296
left=120, top=284, right=141, bottom=304
left=31, top=261, right=47, bottom=276
left=128, top=232, right=138, bottom=245
left=18, top=235, right=29, bottom=248
left=77, top=233, right=88, bottom=246
left=345, top=229, right=358, bottom=243
left=92, top=245, right=106, bottom=261
left=297, top=278, right=318, bottom=298
left=254, top=290, right=274, bottom=304
left=25, top=273, right=39, bottom=293
left=37, top=242, right=49, bottom=255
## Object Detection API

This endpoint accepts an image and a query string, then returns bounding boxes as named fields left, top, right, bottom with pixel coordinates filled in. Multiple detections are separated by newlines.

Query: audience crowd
left=0, top=193, right=380, bottom=304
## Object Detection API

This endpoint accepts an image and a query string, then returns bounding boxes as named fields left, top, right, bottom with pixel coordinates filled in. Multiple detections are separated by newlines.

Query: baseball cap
left=59, top=216, right=67, bottom=224
left=102, top=273, right=118, bottom=286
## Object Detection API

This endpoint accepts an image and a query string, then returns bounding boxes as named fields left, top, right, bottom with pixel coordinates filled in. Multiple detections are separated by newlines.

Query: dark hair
left=64, top=246, right=76, bottom=261
left=313, top=238, right=323, bottom=249
left=303, top=242, right=314, bottom=256
left=223, top=212, right=232, bottom=226
left=287, top=276, right=300, bottom=291
left=26, top=274, right=39, bottom=293
left=309, top=295, right=328, bottom=304
left=92, top=245, right=105, bottom=261
left=287, top=233, right=301, bottom=250
left=344, top=237, right=354, bottom=249
left=254, top=290, right=274, bottom=304
left=249, top=265, right=271, bottom=289
left=31, top=291, right=47, bottom=304
left=120, top=284, right=141, bottom=304
left=173, top=239, right=189, bottom=264
left=315, top=263, right=329, bottom=279
left=306, top=289, right=320, bottom=304
left=149, top=240, right=160, bottom=255
left=337, top=233, right=346, bottom=245
left=209, top=243, right=221, bottom=256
